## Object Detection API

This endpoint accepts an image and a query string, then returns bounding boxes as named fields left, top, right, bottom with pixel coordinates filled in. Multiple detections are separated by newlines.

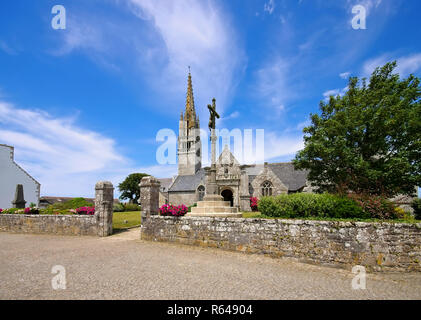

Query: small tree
left=118, top=173, right=149, bottom=204
left=294, top=62, right=421, bottom=197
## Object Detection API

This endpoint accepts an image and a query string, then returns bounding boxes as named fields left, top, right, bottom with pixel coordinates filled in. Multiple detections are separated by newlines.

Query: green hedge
left=258, top=193, right=371, bottom=219
left=48, top=197, right=93, bottom=210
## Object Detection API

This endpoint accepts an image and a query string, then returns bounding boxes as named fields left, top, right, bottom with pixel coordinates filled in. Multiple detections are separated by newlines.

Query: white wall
left=0, top=145, right=40, bottom=209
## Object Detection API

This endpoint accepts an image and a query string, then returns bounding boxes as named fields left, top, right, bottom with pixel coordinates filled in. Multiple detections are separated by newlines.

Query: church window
left=261, top=181, right=273, bottom=196
left=198, top=186, right=205, bottom=201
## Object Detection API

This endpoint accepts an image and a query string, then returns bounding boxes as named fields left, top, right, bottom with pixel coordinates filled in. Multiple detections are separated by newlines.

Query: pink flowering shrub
left=250, top=197, right=259, bottom=211
left=23, top=207, right=39, bottom=214
left=159, top=204, right=188, bottom=217
left=75, top=206, right=95, bottom=215
left=0, top=209, right=2, bottom=214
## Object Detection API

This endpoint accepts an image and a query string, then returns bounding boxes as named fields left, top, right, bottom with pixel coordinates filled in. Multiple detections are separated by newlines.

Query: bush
left=123, top=203, right=141, bottom=212
left=74, top=206, right=95, bottom=215
left=347, top=194, right=396, bottom=220
left=49, top=197, right=93, bottom=210
left=412, top=198, right=421, bottom=220
left=250, top=197, right=259, bottom=211
left=258, top=193, right=369, bottom=219
left=159, top=204, right=188, bottom=217
left=113, top=203, right=125, bottom=212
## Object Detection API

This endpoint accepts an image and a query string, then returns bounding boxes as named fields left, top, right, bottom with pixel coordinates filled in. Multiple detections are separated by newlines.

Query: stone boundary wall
left=0, top=181, right=114, bottom=237
left=141, top=216, right=421, bottom=272
left=0, top=214, right=97, bottom=236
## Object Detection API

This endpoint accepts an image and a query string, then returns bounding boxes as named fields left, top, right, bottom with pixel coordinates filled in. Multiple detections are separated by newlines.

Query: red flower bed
left=159, top=204, right=188, bottom=217
left=75, top=206, right=95, bottom=215
left=250, top=197, right=259, bottom=211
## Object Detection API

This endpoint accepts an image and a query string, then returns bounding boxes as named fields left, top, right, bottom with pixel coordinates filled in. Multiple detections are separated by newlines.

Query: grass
left=112, top=211, right=141, bottom=230
left=241, top=211, right=419, bottom=224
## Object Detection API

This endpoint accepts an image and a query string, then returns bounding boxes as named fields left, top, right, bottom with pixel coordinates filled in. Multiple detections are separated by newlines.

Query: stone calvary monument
left=187, top=98, right=242, bottom=218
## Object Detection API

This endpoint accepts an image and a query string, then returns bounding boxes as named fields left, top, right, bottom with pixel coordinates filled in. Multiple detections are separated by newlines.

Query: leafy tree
left=294, top=62, right=421, bottom=197
left=118, top=173, right=149, bottom=204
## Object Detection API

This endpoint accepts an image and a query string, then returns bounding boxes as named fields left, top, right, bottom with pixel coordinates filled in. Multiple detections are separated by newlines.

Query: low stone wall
left=141, top=216, right=421, bottom=272
left=0, top=181, right=114, bottom=237
left=0, top=214, right=97, bottom=236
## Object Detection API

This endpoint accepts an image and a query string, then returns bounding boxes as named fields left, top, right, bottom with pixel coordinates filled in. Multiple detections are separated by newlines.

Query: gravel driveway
left=0, top=230, right=420, bottom=300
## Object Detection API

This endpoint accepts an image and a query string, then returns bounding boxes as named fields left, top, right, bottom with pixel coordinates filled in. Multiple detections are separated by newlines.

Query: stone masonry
left=139, top=176, right=161, bottom=220
left=95, top=181, right=114, bottom=237
left=0, top=181, right=114, bottom=237
left=141, top=216, right=421, bottom=272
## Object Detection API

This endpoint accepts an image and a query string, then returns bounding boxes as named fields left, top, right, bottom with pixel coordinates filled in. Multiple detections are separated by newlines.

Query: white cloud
left=223, top=111, right=239, bottom=120
left=52, top=0, right=245, bottom=119
left=323, top=86, right=348, bottom=101
left=264, top=0, right=275, bottom=15
left=340, top=72, right=351, bottom=79
left=363, top=53, right=421, bottom=78
left=264, top=131, right=304, bottom=161
left=0, top=40, right=17, bottom=55
left=127, top=0, right=245, bottom=117
left=256, top=57, right=295, bottom=110
left=0, top=100, right=175, bottom=198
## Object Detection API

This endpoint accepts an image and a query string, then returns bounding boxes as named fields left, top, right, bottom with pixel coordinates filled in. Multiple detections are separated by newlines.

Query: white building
left=0, top=144, right=40, bottom=209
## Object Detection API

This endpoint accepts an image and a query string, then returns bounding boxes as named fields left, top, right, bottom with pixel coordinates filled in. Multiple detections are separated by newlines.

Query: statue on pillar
left=207, top=98, right=220, bottom=132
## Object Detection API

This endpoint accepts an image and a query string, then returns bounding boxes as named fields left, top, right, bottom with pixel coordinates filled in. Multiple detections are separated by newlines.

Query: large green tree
left=294, top=62, right=421, bottom=197
left=118, top=173, right=150, bottom=204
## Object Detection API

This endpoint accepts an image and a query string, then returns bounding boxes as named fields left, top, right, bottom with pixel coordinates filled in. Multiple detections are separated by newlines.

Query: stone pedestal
left=95, top=181, right=114, bottom=237
left=188, top=199, right=242, bottom=218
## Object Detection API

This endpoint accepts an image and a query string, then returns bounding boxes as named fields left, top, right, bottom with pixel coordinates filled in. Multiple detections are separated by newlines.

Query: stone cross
left=95, top=181, right=114, bottom=237
left=12, top=184, right=26, bottom=209
left=207, top=98, right=220, bottom=131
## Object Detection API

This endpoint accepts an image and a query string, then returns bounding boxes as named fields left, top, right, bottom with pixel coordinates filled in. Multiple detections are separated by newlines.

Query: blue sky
left=0, top=0, right=420, bottom=197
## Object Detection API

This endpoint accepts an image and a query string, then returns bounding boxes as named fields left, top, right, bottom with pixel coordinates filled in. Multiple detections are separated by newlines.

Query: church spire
left=184, top=67, right=196, bottom=131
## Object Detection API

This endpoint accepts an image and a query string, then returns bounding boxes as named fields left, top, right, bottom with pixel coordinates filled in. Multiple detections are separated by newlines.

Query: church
left=161, top=72, right=311, bottom=211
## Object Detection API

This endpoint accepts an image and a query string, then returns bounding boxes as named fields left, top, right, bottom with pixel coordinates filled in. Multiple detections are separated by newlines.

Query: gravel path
left=0, top=230, right=420, bottom=300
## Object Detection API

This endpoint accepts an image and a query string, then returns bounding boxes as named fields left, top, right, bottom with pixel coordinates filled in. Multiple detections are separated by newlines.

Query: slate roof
left=167, top=162, right=308, bottom=193
left=168, top=169, right=206, bottom=192
left=158, top=178, right=173, bottom=193
left=267, top=163, right=309, bottom=191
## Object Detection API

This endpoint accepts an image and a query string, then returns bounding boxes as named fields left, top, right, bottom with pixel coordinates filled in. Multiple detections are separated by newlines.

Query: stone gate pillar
left=139, top=176, right=161, bottom=221
left=95, top=181, right=114, bottom=237
left=239, top=166, right=251, bottom=212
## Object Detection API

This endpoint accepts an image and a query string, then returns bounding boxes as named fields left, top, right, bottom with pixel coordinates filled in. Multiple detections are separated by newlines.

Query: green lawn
left=242, top=211, right=263, bottom=219
left=112, top=211, right=141, bottom=230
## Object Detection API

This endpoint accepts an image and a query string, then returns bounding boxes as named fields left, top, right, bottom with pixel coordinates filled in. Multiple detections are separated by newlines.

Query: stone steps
left=196, top=201, right=231, bottom=208
left=188, top=199, right=242, bottom=218
left=191, top=206, right=239, bottom=214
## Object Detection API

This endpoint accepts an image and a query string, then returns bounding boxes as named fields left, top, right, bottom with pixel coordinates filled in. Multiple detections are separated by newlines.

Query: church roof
left=267, top=163, right=308, bottom=191
left=158, top=178, right=173, bottom=192
left=246, top=162, right=308, bottom=191
left=168, top=162, right=308, bottom=193
left=168, top=169, right=206, bottom=192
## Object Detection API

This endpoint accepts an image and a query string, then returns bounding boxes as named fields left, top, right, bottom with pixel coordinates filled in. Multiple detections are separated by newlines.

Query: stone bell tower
left=178, top=70, right=201, bottom=176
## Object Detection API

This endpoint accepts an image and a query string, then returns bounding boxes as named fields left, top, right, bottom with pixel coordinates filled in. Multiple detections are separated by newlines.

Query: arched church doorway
left=221, top=189, right=234, bottom=207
